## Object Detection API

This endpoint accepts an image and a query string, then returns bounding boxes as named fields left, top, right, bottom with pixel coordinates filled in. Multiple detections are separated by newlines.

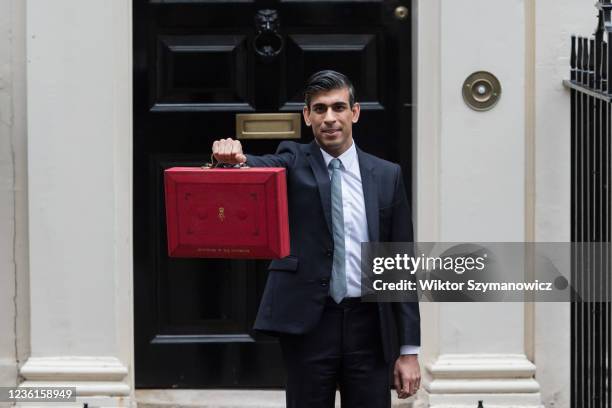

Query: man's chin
left=317, top=135, right=344, bottom=148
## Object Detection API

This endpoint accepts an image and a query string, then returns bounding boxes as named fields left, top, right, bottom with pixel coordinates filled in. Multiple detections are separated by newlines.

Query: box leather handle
left=202, top=153, right=249, bottom=169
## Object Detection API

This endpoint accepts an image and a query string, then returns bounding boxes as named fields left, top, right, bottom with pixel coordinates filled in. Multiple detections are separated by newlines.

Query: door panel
left=134, top=0, right=411, bottom=387
left=154, top=35, right=253, bottom=111
left=282, top=34, right=381, bottom=110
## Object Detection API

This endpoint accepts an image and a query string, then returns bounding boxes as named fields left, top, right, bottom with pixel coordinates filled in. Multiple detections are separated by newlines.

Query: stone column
left=413, top=0, right=543, bottom=406
left=20, top=1, right=134, bottom=406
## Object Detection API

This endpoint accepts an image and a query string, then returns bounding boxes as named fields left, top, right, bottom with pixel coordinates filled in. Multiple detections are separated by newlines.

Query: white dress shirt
left=319, top=141, right=419, bottom=356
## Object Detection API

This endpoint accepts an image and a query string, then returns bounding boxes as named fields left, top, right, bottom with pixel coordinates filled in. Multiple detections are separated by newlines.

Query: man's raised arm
left=212, top=138, right=296, bottom=168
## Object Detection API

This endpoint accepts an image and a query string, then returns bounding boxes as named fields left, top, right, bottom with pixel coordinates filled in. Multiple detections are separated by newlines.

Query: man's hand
left=393, top=354, right=421, bottom=399
left=212, top=138, right=247, bottom=164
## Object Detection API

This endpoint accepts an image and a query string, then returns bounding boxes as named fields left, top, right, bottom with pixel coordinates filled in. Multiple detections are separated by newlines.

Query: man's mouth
left=322, top=128, right=341, bottom=135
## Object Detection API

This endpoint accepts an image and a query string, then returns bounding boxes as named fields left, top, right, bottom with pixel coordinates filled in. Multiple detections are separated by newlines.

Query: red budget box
left=164, top=167, right=290, bottom=259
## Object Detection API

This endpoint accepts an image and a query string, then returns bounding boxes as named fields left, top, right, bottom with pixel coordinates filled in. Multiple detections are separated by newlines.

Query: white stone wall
left=0, top=0, right=28, bottom=390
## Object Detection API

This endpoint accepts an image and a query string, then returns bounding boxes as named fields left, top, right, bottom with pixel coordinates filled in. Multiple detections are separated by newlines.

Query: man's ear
left=351, top=102, right=361, bottom=123
left=302, top=105, right=311, bottom=126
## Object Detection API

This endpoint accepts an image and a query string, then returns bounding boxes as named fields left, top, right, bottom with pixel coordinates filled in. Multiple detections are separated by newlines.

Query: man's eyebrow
left=312, top=102, right=348, bottom=108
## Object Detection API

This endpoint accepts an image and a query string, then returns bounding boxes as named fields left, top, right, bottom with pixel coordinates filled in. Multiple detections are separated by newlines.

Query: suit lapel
left=305, top=141, right=379, bottom=241
left=305, top=141, right=333, bottom=236
left=357, top=147, right=379, bottom=242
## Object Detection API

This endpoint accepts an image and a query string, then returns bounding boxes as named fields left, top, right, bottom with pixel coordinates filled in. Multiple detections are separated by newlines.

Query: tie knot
left=329, top=158, right=343, bottom=170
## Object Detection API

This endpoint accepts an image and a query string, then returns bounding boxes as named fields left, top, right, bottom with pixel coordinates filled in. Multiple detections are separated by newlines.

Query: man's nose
left=324, top=107, right=336, bottom=123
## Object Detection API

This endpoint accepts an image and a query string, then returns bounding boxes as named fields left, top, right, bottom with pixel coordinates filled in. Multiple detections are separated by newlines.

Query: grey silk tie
left=329, top=158, right=347, bottom=303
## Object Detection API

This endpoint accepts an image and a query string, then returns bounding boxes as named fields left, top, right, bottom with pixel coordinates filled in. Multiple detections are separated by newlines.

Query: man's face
left=303, top=87, right=360, bottom=156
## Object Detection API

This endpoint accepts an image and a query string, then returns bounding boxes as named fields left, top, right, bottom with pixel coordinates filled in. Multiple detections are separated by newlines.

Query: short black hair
left=304, top=70, right=356, bottom=109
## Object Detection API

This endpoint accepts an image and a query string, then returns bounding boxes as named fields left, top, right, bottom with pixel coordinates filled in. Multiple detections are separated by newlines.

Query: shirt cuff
left=400, top=345, right=420, bottom=355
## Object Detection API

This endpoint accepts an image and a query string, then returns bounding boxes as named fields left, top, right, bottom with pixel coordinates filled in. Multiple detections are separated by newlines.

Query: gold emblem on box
left=218, top=207, right=225, bottom=222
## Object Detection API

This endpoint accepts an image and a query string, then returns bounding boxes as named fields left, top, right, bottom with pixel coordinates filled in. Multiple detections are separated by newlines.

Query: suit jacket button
left=325, top=249, right=333, bottom=257
left=320, top=278, right=329, bottom=287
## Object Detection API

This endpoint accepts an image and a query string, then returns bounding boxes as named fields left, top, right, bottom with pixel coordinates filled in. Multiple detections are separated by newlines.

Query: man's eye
left=334, top=106, right=346, bottom=111
left=314, top=107, right=325, bottom=113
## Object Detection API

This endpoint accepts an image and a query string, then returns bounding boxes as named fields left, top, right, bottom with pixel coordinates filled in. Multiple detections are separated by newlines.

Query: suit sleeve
left=244, top=141, right=297, bottom=168
left=390, top=164, right=421, bottom=347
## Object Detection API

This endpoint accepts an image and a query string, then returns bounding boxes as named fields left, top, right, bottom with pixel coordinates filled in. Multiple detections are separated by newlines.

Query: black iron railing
left=565, top=2, right=612, bottom=407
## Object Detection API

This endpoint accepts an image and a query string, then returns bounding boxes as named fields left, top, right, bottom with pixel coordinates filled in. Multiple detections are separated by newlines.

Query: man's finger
left=230, top=140, right=239, bottom=157
left=221, top=140, right=232, bottom=157
left=393, top=369, right=402, bottom=398
left=235, top=141, right=243, bottom=161
left=406, top=374, right=419, bottom=396
left=402, top=374, right=413, bottom=396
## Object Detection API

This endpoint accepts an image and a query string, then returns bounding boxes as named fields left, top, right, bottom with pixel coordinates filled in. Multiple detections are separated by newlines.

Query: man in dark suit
left=213, top=70, right=420, bottom=408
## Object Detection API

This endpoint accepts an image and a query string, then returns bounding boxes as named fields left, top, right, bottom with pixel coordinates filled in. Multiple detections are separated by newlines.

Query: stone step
left=136, top=390, right=415, bottom=408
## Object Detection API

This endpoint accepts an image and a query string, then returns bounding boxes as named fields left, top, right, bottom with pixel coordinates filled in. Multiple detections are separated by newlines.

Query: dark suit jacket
left=245, top=140, right=420, bottom=363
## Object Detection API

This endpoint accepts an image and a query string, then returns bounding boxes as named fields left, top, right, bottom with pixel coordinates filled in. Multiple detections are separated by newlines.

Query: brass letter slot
left=236, top=113, right=301, bottom=140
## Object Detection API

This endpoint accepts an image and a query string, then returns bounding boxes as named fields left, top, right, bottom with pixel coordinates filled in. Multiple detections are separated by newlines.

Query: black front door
left=133, top=0, right=412, bottom=388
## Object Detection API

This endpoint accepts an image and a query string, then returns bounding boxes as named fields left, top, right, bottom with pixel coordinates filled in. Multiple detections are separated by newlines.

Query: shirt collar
left=319, top=140, right=358, bottom=172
